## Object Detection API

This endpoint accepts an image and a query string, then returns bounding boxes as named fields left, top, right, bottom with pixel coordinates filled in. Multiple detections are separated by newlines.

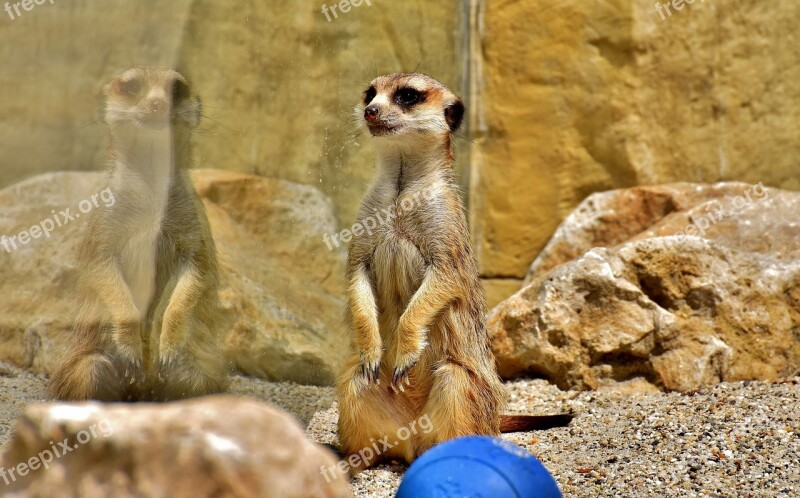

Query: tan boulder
left=0, top=396, right=352, bottom=498
left=490, top=184, right=800, bottom=391
left=525, top=182, right=798, bottom=282
left=193, top=169, right=348, bottom=385
left=0, top=172, right=91, bottom=374
left=0, top=170, right=347, bottom=386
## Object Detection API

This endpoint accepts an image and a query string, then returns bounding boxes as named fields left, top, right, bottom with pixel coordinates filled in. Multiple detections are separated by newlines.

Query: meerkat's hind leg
left=337, top=356, right=417, bottom=473
left=416, top=361, right=501, bottom=456
left=49, top=319, right=142, bottom=401
left=154, top=320, right=229, bottom=400
left=49, top=352, right=129, bottom=401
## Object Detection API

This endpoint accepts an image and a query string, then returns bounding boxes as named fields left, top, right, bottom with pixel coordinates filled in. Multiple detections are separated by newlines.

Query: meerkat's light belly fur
left=372, top=233, right=426, bottom=352
left=120, top=221, right=161, bottom=316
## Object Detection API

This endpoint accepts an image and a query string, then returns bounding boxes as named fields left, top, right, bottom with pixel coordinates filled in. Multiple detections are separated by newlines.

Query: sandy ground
left=1, top=362, right=798, bottom=497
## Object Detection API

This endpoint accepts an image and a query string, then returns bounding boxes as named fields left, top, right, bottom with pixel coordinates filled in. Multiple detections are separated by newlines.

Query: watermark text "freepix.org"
left=654, top=0, right=704, bottom=21
left=321, top=0, right=372, bottom=22
left=320, top=414, right=434, bottom=482
left=4, top=0, right=55, bottom=21
left=1, top=187, right=115, bottom=254
left=0, top=418, right=113, bottom=486
left=322, top=186, right=435, bottom=251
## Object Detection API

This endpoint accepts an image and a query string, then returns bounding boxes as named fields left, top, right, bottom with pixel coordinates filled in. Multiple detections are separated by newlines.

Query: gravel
left=1, top=363, right=797, bottom=497
left=501, top=378, right=800, bottom=498
left=306, top=378, right=800, bottom=498
left=0, top=363, right=49, bottom=445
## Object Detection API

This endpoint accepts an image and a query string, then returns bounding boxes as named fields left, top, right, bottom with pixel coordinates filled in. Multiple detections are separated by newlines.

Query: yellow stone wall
left=471, top=0, right=800, bottom=301
left=0, top=0, right=466, bottom=227
left=1, top=0, right=797, bottom=309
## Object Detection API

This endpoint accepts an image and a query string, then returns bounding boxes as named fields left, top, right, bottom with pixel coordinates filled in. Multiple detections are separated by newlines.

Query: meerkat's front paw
left=391, top=320, right=428, bottom=391
left=391, top=362, right=414, bottom=392
left=159, top=327, right=186, bottom=369
left=357, top=345, right=383, bottom=384
left=392, top=340, right=426, bottom=392
left=159, top=314, right=190, bottom=368
left=158, top=343, right=180, bottom=371
left=112, top=320, right=143, bottom=369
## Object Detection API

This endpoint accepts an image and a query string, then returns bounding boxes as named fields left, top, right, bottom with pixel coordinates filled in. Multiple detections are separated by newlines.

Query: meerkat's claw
left=159, top=349, right=180, bottom=371
left=114, top=342, right=143, bottom=370
left=392, top=343, right=423, bottom=388
left=391, top=367, right=412, bottom=391
left=157, top=339, right=180, bottom=376
left=359, top=361, right=381, bottom=384
left=358, top=348, right=383, bottom=384
left=120, top=356, right=139, bottom=373
left=112, top=320, right=144, bottom=367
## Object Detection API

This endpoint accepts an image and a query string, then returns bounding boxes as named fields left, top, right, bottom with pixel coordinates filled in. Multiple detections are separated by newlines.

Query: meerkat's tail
left=499, top=414, right=574, bottom=433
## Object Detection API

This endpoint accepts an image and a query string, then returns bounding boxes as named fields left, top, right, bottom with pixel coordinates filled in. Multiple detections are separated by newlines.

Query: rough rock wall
left=0, top=0, right=465, bottom=227
left=2, top=0, right=797, bottom=315
left=471, top=0, right=800, bottom=305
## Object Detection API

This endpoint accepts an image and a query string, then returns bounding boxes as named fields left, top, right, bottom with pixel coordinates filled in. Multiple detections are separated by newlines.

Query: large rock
left=0, top=170, right=347, bottom=385
left=490, top=184, right=800, bottom=391
left=195, top=169, right=348, bottom=385
left=0, top=396, right=352, bottom=497
left=470, top=0, right=800, bottom=286
left=525, top=182, right=799, bottom=283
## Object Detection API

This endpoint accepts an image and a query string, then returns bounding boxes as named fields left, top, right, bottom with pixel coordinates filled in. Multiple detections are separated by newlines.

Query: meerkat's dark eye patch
left=364, top=86, right=377, bottom=105
left=394, top=87, right=425, bottom=108
left=119, top=78, right=142, bottom=98
left=172, top=79, right=190, bottom=102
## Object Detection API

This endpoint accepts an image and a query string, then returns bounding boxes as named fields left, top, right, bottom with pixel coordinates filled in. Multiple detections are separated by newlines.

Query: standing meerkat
left=336, top=73, right=571, bottom=470
left=49, top=67, right=229, bottom=401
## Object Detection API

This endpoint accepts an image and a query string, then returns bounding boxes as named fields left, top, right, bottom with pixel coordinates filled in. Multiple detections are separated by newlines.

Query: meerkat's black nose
left=148, top=99, right=167, bottom=116
left=364, top=105, right=380, bottom=122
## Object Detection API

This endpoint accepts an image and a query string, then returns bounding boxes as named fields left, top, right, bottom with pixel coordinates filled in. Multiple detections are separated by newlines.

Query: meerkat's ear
left=445, top=99, right=464, bottom=132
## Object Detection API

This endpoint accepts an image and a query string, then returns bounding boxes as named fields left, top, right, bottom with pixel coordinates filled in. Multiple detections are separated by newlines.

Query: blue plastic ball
left=395, top=436, right=562, bottom=498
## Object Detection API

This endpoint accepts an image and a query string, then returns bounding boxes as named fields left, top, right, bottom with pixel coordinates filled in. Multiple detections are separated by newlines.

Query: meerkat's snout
left=364, top=103, right=380, bottom=122
left=361, top=88, right=402, bottom=137
left=144, top=93, right=168, bottom=121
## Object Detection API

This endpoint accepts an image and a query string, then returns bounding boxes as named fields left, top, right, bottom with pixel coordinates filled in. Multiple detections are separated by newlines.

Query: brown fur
left=336, top=73, right=570, bottom=472
left=49, top=68, right=229, bottom=401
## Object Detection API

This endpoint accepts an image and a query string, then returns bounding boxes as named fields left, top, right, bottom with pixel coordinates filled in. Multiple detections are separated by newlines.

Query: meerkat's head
left=357, top=73, right=464, bottom=143
left=102, top=67, right=201, bottom=130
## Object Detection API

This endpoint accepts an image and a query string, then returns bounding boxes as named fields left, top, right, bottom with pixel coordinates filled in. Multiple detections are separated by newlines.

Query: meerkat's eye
left=119, top=78, right=142, bottom=97
left=364, top=86, right=377, bottom=105
left=394, top=87, right=424, bottom=108
left=172, top=79, right=190, bottom=102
